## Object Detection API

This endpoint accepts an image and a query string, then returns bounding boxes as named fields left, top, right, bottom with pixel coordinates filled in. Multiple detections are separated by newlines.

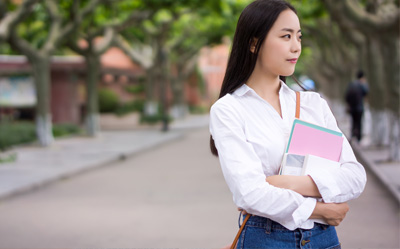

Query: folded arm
left=210, top=101, right=317, bottom=230
left=266, top=175, right=321, bottom=198
left=268, top=98, right=367, bottom=203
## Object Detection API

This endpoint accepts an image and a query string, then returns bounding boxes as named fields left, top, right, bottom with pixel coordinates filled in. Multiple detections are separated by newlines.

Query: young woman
left=209, top=0, right=367, bottom=248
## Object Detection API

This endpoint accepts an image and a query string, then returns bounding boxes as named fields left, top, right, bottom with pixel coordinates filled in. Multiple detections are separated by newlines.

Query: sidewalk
left=0, top=115, right=209, bottom=201
left=0, top=111, right=399, bottom=205
left=351, top=142, right=400, bottom=204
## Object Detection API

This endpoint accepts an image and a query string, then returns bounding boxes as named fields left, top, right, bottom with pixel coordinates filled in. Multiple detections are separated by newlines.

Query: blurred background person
left=345, top=70, right=368, bottom=143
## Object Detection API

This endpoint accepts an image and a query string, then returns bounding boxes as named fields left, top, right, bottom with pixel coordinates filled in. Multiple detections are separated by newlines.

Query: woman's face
left=255, top=9, right=302, bottom=77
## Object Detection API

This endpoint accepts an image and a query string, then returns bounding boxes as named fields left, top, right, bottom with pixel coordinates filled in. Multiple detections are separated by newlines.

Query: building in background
left=0, top=43, right=213, bottom=124
left=198, top=39, right=230, bottom=106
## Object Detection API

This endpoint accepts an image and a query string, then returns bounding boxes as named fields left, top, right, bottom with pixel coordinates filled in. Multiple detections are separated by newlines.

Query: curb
left=350, top=142, right=400, bottom=205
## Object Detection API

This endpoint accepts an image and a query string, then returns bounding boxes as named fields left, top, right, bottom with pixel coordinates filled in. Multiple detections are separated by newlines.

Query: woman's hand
left=266, top=175, right=321, bottom=198
left=311, top=202, right=349, bottom=226
left=238, top=207, right=248, bottom=215
left=238, top=202, right=349, bottom=226
left=239, top=176, right=347, bottom=225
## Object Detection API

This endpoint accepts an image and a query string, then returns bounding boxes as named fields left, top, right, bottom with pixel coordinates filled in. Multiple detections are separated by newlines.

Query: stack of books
left=278, top=119, right=344, bottom=225
left=279, top=119, right=344, bottom=176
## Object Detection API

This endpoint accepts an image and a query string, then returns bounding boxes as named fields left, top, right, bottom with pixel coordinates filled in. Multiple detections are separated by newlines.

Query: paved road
left=0, top=128, right=398, bottom=248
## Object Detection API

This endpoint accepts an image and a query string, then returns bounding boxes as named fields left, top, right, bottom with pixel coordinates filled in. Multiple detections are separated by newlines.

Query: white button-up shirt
left=209, top=82, right=367, bottom=230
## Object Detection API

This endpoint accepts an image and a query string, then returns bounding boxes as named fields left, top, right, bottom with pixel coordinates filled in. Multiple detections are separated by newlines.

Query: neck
left=246, top=71, right=281, bottom=99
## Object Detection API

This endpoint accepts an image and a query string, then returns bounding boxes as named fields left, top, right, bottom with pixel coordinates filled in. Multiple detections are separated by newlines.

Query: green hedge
left=52, top=123, right=81, bottom=137
left=115, top=99, right=144, bottom=116
left=124, top=84, right=145, bottom=95
left=98, top=88, right=119, bottom=113
left=189, top=105, right=209, bottom=114
left=140, top=114, right=172, bottom=124
left=0, top=122, right=81, bottom=151
left=0, top=122, right=36, bottom=150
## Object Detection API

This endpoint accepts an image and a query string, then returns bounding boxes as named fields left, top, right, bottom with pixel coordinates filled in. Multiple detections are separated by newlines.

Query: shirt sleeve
left=307, top=97, right=367, bottom=203
left=209, top=99, right=316, bottom=230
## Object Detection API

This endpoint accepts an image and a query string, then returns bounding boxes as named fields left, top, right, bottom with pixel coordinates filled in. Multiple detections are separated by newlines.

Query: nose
left=291, top=38, right=301, bottom=54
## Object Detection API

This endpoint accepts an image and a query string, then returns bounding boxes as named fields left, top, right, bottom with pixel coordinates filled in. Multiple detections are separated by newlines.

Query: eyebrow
left=281, top=28, right=302, bottom=33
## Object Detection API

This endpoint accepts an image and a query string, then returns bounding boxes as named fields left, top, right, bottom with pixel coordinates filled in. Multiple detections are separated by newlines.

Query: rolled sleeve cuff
left=308, top=167, right=341, bottom=203
left=291, top=197, right=317, bottom=228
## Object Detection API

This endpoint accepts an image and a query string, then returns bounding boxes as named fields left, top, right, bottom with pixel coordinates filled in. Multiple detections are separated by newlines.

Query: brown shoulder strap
left=230, top=214, right=251, bottom=249
left=295, top=91, right=300, bottom=119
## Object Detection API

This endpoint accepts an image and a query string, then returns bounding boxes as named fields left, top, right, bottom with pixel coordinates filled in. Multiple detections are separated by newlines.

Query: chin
left=277, top=67, right=296, bottom=77
left=281, top=71, right=295, bottom=77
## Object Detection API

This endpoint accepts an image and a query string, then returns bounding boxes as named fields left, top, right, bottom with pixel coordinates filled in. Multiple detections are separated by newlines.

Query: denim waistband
left=242, top=214, right=329, bottom=232
left=243, top=215, right=287, bottom=231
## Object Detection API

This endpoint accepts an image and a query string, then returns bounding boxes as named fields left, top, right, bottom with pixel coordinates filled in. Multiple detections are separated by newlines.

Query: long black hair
left=210, top=0, right=297, bottom=156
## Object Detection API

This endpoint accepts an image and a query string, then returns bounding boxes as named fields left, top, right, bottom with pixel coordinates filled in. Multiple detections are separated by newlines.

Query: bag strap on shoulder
left=295, top=91, right=300, bottom=119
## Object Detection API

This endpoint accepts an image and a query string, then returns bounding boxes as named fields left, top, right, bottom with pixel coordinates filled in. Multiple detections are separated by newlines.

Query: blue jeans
left=237, top=215, right=341, bottom=249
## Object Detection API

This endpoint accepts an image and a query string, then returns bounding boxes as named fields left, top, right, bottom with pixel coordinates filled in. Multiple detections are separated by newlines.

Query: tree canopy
left=1, top=0, right=398, bottom=159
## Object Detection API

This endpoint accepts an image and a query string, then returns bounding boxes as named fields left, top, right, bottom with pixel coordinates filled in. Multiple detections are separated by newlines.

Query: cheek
left=261, top=45, right=284, bottom=69
left=263, top=41, right=285, bottom=61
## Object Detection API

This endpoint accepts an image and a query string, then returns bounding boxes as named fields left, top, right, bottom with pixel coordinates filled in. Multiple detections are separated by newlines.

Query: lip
left=287, top=58, right=298, bottom=63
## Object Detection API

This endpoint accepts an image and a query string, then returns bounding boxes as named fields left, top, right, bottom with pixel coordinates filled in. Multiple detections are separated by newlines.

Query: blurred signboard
left=0, top=76, right=36, bottom=107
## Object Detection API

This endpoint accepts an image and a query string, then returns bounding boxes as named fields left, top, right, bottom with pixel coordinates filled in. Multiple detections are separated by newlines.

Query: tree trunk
left=369, top=109, right=390, bottom=147
left=365, top=36, right=387, bottom=146
left=169, top=52, right=198, bottom=119
left=388, top=111, right=400, bottom=161
left=381, top=35, right=400, bottom=160
left=170, top=76, right=187, bottom=119
left=144, top=68, right=158, bottom=117
left=159, top=48, right=169, bottom=132
left=32, top=55, right=54, bottom=146
left=381, top=35, right=400, bottom=115
left=84, top=53, right=101, bottom=136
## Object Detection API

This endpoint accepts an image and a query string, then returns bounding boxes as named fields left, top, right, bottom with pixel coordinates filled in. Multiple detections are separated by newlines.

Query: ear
left=250, top=38, right=258, bottom=53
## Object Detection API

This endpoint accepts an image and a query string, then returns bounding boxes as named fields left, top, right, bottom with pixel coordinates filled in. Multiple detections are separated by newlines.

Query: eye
left=298, top=35, right=303, bottom=40
left=282, top=34, right=291, bottom=39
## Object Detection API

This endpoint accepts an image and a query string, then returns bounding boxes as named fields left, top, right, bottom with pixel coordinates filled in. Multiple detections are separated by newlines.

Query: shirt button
left=301, top=240, right=310, bottom=246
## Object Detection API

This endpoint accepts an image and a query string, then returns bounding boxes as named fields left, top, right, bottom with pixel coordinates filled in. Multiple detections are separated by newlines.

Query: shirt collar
left=233, top=84, right=251, bottom=97
left=233, top=80, right=293, bottom=97
left=279, top=80, right=294, bottom=95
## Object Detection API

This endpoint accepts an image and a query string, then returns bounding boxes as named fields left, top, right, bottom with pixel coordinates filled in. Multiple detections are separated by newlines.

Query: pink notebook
left=286, top=119, right=344, bottom=162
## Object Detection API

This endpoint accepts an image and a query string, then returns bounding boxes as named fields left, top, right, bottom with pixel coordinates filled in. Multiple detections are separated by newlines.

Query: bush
left=189, top=105, right=209, bottom=114
left=98, top=88, right=119, bottom=113
left=53, top=123, right=81, bottom=137
left=125, top=84, right=145, bottom=95
left=0, top=121, right=36, bottom=150
left=140, top=113, right=173, bottom=124
left=0, top=121, right=81, bottom=151
left=115, top=99, right=144, bottom=116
